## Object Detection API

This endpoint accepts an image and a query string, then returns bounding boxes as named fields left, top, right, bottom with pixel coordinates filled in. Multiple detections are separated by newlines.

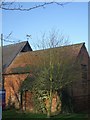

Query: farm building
left=3, top=42, right=90, bottom=113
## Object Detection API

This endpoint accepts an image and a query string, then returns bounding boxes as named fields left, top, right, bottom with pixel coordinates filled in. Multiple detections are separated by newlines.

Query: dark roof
left=5, top=42, right=86, bottom=74
left=3, top=41, right=32, bottom=70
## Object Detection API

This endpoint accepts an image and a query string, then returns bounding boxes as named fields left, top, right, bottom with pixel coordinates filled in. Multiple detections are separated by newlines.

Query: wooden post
left=0, top=34, right=6, bottom=110
left=0, top=34, right=3, bottom=89
left=1, top=34, right=4, bottom=90
left=0, top=34, right=3, bottom=117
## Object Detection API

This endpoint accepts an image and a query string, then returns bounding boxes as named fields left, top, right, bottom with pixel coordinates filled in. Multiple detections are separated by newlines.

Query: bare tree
left=19, top=29, right=81, bottom=117
left=35, top=29, right=70, bottom=50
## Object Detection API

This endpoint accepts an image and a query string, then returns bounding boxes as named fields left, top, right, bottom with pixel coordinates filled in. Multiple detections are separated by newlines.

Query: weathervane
left=26, top=34, right=32, bottom=41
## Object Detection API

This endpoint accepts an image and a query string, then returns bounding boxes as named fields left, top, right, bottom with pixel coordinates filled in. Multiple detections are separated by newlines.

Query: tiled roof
left=5, top=42, right=85, bottom=74
left=3, top=41, right=32, bottom=70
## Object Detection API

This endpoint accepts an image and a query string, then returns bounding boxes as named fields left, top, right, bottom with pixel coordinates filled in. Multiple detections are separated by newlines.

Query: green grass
left=2, top=109, right=88, bottom=120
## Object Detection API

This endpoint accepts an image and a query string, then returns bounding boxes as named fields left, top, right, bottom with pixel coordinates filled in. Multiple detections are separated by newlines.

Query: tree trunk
left=47, top=87, right=52, bottom=118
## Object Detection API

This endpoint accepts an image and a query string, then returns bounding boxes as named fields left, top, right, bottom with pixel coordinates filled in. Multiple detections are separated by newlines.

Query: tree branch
left=1, top=2, right=69, bottom=11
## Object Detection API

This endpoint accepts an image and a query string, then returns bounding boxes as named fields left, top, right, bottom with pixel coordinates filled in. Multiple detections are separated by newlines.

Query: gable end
left=21, top=41, right=32, bottom=52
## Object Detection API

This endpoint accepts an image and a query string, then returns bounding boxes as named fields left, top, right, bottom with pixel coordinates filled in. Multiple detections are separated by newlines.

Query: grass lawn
left=2, top=109, right=88, bottom=120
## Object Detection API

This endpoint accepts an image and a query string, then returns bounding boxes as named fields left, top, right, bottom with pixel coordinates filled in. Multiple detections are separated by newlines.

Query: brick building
left=3, top=42, right=90, bottom=113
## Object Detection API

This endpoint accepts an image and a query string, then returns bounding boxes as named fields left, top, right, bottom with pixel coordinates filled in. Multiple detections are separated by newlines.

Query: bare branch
left=1, top=2, right=69, bottom=11
left=5, top=31, right=13, bottom=39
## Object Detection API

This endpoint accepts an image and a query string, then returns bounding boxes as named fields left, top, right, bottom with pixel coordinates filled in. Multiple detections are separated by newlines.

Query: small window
left=81, top=64, right=87, bottom=83
left=81, top=64, right=88, bottom=94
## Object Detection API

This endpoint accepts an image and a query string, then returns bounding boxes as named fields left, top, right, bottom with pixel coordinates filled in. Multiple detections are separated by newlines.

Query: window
left=81, top=64, right=88, bottom=94
left=81, top=64, right=87, bottom=82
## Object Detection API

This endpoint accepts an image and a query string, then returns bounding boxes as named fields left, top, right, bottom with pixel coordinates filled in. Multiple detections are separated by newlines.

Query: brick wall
left=23, top=91, right=61, bottom=113
left=72, top=45, right=89, bottom=112
left=4, top=74, right=28, bottom=108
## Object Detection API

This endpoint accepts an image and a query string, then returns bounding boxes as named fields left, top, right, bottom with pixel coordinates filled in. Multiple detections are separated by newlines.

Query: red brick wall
left=23, top=91, right=61, bottom=113
left=4, top=74, right=62, bottom=113
left=4, top=74, right=28, bottom=108
left=45, top=92, right=61, bottom=113
left=23, top=91, right=33, bottom=111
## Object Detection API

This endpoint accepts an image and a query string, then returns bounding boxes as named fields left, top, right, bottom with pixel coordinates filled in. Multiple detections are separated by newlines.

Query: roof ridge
left=17, top=42, right=85, bottom=56
left=32, top=42, right=85, bottom=52
left=3, top=41, right=28, bottom=47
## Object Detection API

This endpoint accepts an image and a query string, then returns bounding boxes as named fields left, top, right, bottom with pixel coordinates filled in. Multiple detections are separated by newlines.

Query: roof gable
left=21, top=41, right=32, bottom=52
left=78, top=43, right=89, bottom=57
left=3, top=41, right=32, bottom=70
